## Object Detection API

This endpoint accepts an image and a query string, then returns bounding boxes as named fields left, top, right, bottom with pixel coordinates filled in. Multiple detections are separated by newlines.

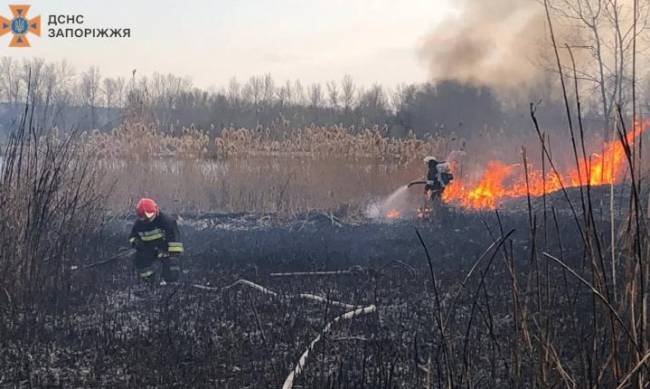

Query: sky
left=0, top=0, right=456, bottom=89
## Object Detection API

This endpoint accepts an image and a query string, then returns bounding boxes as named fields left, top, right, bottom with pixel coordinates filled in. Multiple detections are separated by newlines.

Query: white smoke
left=366, top=185, right=419, bottom=220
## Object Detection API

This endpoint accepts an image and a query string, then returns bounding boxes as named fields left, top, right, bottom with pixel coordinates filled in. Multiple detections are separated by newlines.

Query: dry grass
left=0, top=120, right=105, bottom=306
left=215, top=125, right=444, bottom=162
left=89, top=122, right=210, bottom=161
left=89, top=122, right=446, bottom=215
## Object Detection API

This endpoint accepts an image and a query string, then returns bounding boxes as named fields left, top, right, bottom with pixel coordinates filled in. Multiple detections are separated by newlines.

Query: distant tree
left=0, top=57, right=20, bottom=104
left=81, top=66, right=102, bottom=128
left=293, top=79, right=306, bottom=106
left=277, top=83, right=289, bottom=109
left=357, top=84, right=387, bottom=127
left=262, top=74, right=275, bottom=107
left=21, top=57, right=46, bottom=106
left=103, top=78, right=117, bottom=109
left=341, top=74, right=355, bottom=112
left=227, top=77, right=240, bottom=106
left=309, top=83, right=323, bottom=107
left=326, top=81, right=339, bottom=109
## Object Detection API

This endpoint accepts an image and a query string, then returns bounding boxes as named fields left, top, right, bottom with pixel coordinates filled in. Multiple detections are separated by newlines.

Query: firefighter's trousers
left=134, top=250, right=180, bottom=282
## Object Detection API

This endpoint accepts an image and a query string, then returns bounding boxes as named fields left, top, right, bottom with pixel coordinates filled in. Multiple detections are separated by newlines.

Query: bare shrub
left=0, top=106, right=105, bottom=307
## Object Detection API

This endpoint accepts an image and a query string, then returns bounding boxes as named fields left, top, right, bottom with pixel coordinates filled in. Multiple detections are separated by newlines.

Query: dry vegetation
left=86, top=122, right=446, bottom=215
left=3, top=1, right=650, bottom=385
left=215, top=126, right=443, bottom=161
left=0, top=109, right=105, bottom=307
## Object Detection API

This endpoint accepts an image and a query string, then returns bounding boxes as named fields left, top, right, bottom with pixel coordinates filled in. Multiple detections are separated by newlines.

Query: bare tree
left=244, top=76, right=263, bottom=107
left=81, top=66, right=102, bottom=128
left=277, top=84, right=289, bottom=109
left=293, top=79, right=306, bottom=106
left=358, top=84, right=386, bottom=125
left=262, top=74, right=275, bottom=107
left=326, top=81, right=339, bottom=109
left=341, top=74, right=356, bottom=112
left=0, top=57, right=20, bottom=104
left=103, top=78, right=117, bottom=109
left=547, top=0, right=650, bottom=126
left=308, top=83, right=323, bottom=108
left=227, top=77, right=241, bottom=105
left=21, top=57, right=45, bottom=106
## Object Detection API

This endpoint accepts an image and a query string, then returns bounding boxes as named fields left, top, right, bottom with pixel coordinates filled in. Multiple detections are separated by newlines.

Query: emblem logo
left=0, top=5, right=41, bottom=47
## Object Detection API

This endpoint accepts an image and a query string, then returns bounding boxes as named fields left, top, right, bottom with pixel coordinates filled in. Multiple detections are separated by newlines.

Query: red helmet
left=136, top=198, right=159, bottom=221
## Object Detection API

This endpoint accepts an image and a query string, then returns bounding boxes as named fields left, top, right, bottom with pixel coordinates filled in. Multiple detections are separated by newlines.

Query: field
left=1, top=116, right=649, bottom=388
left=2, top=202, right=590, bottom=388
left=4, top=0, right=650, bottom=386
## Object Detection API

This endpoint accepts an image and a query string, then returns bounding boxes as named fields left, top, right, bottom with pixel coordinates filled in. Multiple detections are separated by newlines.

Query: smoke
left=366, top=185, right=419, bottom=219
left=419, top=0, right=550, bottom=93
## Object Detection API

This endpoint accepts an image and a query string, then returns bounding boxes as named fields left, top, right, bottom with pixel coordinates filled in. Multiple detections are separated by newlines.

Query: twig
left=415, top=228, right=454, bottom=388
left=444, top=229, right=515, bottom=328
left=541, top=252, right=639, bottom=350
left=616, top=348, right=650, bottom=389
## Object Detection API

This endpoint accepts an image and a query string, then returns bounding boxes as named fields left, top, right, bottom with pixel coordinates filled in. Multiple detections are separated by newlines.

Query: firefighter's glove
left=131, top=239, right=144, bottom=250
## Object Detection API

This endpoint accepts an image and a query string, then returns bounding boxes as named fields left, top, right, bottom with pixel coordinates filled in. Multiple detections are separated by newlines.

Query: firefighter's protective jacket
left=128, top=212, right=184, bottom=256
left=426, top=161, right=453, bottom=191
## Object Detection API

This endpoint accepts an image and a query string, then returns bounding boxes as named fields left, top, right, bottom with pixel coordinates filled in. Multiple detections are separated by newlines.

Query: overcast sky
left=1, top=0, right=456, bottom=88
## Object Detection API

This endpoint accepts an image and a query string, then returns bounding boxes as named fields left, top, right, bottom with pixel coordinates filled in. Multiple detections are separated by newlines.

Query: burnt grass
left=1, top=188, right=620, bottom=388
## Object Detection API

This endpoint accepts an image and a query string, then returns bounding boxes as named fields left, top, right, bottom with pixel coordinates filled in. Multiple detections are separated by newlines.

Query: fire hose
left=407, top=180, right=429, bottom=188
left=70, top=247, right=134, bottom=271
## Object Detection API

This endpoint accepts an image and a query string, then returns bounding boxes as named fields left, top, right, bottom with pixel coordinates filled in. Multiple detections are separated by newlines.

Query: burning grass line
left=281, top=304, right=377, bottom=389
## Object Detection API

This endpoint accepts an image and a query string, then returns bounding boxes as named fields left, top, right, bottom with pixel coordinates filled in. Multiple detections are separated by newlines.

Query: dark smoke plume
left=420, top=0, right=549, bottom=92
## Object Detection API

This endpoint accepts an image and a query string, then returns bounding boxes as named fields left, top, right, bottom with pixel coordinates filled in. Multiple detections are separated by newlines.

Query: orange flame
left=386, top=209, right=401, bottom=218
left=442, top=121, right=646, bottom=210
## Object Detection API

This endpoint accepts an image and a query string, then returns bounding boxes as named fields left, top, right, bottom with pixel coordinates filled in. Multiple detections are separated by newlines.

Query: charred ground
left=1, top=188, right=604, bottom=388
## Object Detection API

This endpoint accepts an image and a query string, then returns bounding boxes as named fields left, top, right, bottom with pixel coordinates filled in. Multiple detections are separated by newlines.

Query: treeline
left=0, top=57, right=595, bottom=140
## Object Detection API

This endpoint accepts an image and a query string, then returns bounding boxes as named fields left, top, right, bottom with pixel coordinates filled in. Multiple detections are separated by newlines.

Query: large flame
left=442, top=121, right=646, bottom=210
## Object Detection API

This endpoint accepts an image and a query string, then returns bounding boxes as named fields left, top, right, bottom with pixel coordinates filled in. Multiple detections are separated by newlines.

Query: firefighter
left=129, top=198, right=184, bottom=284
left=423, top=156, right=453, bottom=201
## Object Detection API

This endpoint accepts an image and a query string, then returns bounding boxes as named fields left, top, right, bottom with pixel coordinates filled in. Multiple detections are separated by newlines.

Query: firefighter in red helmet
left=129, top=198, right=184, bottom=283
